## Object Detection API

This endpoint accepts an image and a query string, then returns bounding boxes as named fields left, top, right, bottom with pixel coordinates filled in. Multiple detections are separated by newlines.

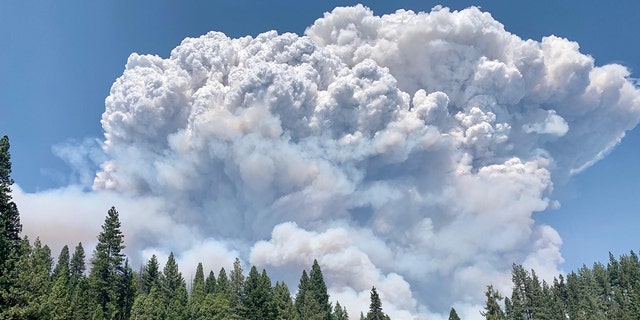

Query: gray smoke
left=16, top=5, right=640, bottom=319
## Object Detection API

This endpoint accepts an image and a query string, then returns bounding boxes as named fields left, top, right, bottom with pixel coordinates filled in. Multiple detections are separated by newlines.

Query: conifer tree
left=365, top=286, right=390, bottom=320
left=141, top=254, right=161, bottom=294
left=448, top=307, right=460, bottom=320
left=229, top=257, right=246, bottom=316
left=89, top=206, right=129, bottom=319
left=115, top=259, right=136, bottom=319
left=5, top=237, right=53, bottom=318
left=481, top=285, right=505, bottom=320
left=47, top=273, right=72, bottom=320
left=309, top=259, right=332, bottom=320
left=244, top=266, right=275, bottom=320
left=162, top=252, right=188, bottom=320
left=205, top=270, right=217, bottom=295
left=298, top=290, right=325, bottom=320
left=211, top=291, right=235, bottom=320
left=333, top=301, right=349, bottom=320
left=0, top=135, right=22, bottom=311
left=217, top=267, right=230, bottom=296
left=130, top=286, right=166, bottom=320
left=274, top=281, right=298, bottom=320
left=189, top=262, right=207, bottom=319
left=70, top=277, right=94, bottom=319
left=295, top=269, right=310, bottom=315
left=52, top=244, right=70, bottom=282
left=260, top=269, right=276, bottom=319
left=70, top=242, right=86, bottom=284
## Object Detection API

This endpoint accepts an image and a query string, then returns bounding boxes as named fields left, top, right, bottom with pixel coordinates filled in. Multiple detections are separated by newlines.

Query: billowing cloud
left=15, top=5, right=640, bottom=319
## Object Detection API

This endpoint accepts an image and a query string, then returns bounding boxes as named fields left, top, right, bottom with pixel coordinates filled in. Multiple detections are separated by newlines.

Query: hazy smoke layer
left=20, top=5, right=640, bottom=320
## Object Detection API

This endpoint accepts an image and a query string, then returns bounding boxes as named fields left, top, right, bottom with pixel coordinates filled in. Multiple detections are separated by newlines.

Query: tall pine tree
left=448, top=307, right=460, bottom=320
left=141, top=254, right=161, bottom=294
left=0, top=136, right=22, bottom=312
left=365, top=286, right=390, bottom=320
left=309, top=259, right=332, bottom=320
left=229, top=257, right=246, bottom=317
left=89, top=206, right=129, bottom=319
left=482, top=285, right=506, bottom=320
left=162, top=252, right=188, bottom=320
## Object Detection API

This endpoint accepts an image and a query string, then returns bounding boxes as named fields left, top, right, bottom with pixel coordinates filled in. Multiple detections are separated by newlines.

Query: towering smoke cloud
left=16, top=5, right=640, bottom=319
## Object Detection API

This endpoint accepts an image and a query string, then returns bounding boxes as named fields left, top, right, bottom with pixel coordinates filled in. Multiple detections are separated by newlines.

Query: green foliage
left=298, top=290, right=325, bottom=320
left=47, top=274, right=72, bottom=320
left=309, top=259, right=332, bottom=320
left=3, top=237, right=54, bottom=318
left=70, top=277, right=94, bottom=319
left=295, top=269, right=310, bottom=316
left=333, top=301, right=349, bottom=320
left=89, top=206, right=133, bottom=320
left=52, top=244, right=70, bottom=282
left=205, top=270, right=217, bottom=295
left=141, top=254, right=161, bottom=294
left=130, top=286, right=166, bottom=320
left=229, top=257, right=246, bottom=316
left=274, top=281, right=299, bottom=320
left=365, top=286, right=390, bottom=320
left=70, top=242, right=86, bottom=283
left=0, top=135, right=22, bottom=312
left=481, top=285, right=505, bottom=320
left=189, top=262, right=207, bottom=319
left=244, top=266, right=275, bottom=320
left=162, top=252, right=188, bottom=320
left=217, top=267, right=230, bottom=295
left=448, top=307, right=460, bottom=320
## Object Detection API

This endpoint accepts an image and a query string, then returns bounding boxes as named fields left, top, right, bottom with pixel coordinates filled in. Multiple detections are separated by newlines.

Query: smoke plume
left=16, top=5, right=640, bottom=319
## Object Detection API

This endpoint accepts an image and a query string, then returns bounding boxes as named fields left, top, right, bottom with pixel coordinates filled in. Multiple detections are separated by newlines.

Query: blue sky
left=2, top=0, right=640, bottom=275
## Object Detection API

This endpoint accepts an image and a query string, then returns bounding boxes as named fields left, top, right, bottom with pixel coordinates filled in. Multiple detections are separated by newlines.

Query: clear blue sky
left=1, top=0, right=639, bottom=272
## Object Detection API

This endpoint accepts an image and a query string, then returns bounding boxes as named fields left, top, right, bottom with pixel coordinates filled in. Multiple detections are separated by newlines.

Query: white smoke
left=15, top=5, right=640, bottom=319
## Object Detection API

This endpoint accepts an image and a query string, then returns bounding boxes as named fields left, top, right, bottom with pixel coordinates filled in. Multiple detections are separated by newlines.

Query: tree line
left=0, top=135, right=390, bottom=319
left=479, top=251, right=640, bottom=320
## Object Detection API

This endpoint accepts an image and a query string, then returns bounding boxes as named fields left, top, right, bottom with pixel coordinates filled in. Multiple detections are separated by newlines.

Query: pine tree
left=47, top=273, right=72, bottom=320
left=244, top=266, right=275, bottom=320
left=295, top=269, right=310, bottom=316
left=229, top=257, right=246, bottom=316
left=70, top=242, right=86, bottom=284
left=298, top=290, right=325, bottom=320
left=333, top=301, right=349, bottom=320
left=162, top=252, right=188, bottom=320
left=309, top=259, right=332, bottom=320
left=217, top=267, right=230, bottom=295
left=5, top=237, right=54, bottom=318
left=89, top=206, right=127, bottom=319
left=70, top=277, right=94, bottom=319
left=114, top=259, right=136, bottom=319
left=52, top=244, right=71, bottom=282
left=130, top=286, right=166, bottom=320
left=141, top=254, right=161, bottom=294
left=481, top=285, right=506, bottom=320
left=366, top=286, right=388, bottom=320
left=205, top=270, right=217, bottom=295
left=260, top=269, right=276, bottom=319
left=189, top=262, right=207, bottom=319
left=196, top=294, right=217, bottom=320
left=448, top=307, right=460, bottom=320
left=274, top=281, right=299, bottom=320
left=211, top=290, right=235, bottom=320
left=0, top=135, right=22, bottom=311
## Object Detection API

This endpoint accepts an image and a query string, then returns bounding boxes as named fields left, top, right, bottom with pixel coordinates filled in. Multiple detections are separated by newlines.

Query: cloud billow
left=22, top=5, right=640, bottom=320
